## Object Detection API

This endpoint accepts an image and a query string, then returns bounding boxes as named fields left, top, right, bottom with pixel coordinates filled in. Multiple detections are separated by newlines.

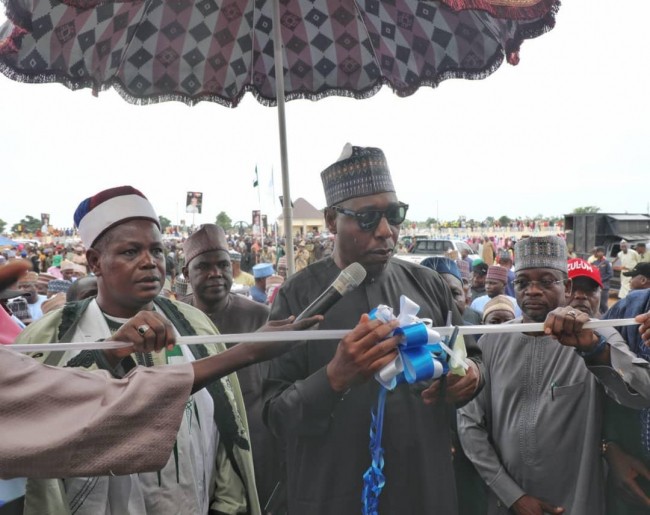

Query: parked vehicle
left=395, top=239, right=479, bottom=265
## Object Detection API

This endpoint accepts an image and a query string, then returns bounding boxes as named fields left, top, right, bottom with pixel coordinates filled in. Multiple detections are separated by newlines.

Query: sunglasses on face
left=331, top=202, right=409, bottom=232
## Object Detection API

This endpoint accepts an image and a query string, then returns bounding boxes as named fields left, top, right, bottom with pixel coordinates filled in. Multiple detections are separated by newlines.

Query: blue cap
left=253, top=263, right=274, bottom=279
left=420, top=257, right=462, bottom=283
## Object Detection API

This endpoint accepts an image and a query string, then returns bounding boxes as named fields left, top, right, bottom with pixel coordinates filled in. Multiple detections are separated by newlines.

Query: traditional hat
left=253, top=263, right=274, bottom=279
left=60, top=260, right=75, bottom=272
left=567, top=258, right=603, bottom=287
left=420, top=257, right=462, bottom=283
left=42, top=292, right=66, bottom=314
left=455, top=259, right=471, bottom=281
left=37, top=273, right=57, bottom=287
left=47, top=279, right=72, bottom=293
left=623, top=262, right=650, bottom=279
left=229, top=250, right=242, bottom=262
left=514, top=236, right=568, bottom=274
left=183, top=224, right=229, bottom=266
left=73, top=186, right=160, bottom=247
left=482, top=295, right=516, bottom=322
left=321, top=143, right=395, bottom=207
left=17, top=271, right=39, bottom=284
left=486, top=265, right=508, bottom=283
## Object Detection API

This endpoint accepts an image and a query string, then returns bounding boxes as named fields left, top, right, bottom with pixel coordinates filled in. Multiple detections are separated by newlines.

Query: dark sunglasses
left=331, top=202, right=409, bottom=231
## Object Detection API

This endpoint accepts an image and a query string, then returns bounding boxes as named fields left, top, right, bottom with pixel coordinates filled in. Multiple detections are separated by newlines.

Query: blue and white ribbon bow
left=370, top=295, right=467, bottom=390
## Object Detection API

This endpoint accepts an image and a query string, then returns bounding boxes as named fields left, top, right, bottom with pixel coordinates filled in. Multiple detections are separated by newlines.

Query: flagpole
left=273, top=0, right=295, bottom=276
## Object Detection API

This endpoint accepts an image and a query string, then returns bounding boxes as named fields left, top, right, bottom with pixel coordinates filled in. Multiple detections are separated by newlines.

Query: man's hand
left=543, top=306, right=597, bottom=351
left=326, top=314, right=400, bottom=393
left=259, top=315, right=323, bottom=333
left=605, top=442, right=650, bottom=507
left=512, top=494, right=564, bottom=515
left=104, top=311, right=176, bottom=365
left=420, top=359, right=480, bottom=405
left=637, top=311, right=650, bottom=346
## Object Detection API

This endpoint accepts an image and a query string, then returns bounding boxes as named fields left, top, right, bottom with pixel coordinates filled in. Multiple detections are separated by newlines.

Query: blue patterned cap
left=420, top=257, right=462, bottom=283
left=514, top=236, right=568, bottom=273
left=321, top=143, right=395, bottom=207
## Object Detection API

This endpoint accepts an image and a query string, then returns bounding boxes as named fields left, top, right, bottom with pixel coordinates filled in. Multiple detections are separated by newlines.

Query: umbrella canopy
left=0, top=0, right=558, bottom=106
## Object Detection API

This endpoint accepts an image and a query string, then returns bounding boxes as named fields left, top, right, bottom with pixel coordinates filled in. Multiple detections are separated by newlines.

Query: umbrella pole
left=272, top=0, right=295, bottom=277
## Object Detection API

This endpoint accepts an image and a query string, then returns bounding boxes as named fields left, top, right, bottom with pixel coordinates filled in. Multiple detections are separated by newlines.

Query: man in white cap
left=264, top=144, right=482, bottom=514
left=616, top=239, right=641, bottom=299
left=459, top=236, right=650, bottom=515
left=251, top=263, right=273, bottom=304
left=18, top=186, right=263, bottom=515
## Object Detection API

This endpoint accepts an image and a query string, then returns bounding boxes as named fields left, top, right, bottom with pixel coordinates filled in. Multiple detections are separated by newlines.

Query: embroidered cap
left=183, top=224, right=229, bottom=266
left=253, top=263, right=274, bottom=279
left=486, top=265, right=508, bottom=283
left=420, top=256, right=462, bottom=283
left=47, top=279, right=73, bottom=294
left=568, top=258, right=603, bottom=287
left=482, top=295, right=516, bottom=322
left=74, top=186, right=160, bottom=248
left=321, top=143, right=395, bottom=207
left=514, top=236, right=568, bottom=274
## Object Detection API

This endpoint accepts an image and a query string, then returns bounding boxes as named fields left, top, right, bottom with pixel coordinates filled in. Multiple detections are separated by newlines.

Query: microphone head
left=338, top=262, right=367, bottom=293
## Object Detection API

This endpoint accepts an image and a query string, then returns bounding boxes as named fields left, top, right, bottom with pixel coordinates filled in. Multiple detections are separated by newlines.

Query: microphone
left=294, top=263, right=367, bottom=321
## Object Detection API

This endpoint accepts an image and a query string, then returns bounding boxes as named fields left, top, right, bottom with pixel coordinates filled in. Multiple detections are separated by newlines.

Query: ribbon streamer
left=9, top=319, right=641, bottom=353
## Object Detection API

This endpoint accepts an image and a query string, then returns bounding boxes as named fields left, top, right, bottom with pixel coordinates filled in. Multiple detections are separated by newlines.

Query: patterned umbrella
left=0, top=0, right=559, bottom=274
left=0, top=0, right=558, bottom=106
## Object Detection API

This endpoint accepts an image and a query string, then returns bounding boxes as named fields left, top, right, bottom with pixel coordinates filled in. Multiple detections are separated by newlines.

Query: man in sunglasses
left=263, top=144, right=483, bottom=515
left=458, top=236, right=650, bottom=515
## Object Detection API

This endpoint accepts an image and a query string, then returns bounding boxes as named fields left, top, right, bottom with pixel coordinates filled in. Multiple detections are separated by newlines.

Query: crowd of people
left=1, top=144, right=650, bottom=515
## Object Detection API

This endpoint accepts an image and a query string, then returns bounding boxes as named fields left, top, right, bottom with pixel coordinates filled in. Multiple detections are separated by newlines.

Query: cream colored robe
left=14, top=299, right=260, bottom=515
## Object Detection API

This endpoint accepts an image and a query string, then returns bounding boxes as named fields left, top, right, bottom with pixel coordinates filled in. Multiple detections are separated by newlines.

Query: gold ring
left=136, top=324, right=150, bottom=336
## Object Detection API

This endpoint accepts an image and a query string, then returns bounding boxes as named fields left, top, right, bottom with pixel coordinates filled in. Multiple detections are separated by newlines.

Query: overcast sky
left=1, top=0, right=648, bottom=231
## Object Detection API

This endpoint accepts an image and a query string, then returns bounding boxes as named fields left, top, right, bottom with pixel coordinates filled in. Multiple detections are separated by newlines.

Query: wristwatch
left=577, top=333, right=607, bottom=359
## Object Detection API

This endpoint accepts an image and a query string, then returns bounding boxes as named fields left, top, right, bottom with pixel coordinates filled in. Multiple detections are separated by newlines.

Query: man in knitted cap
left=16, top=186, right=298, bottom=515
left=470, top=265, right=521, bottom=317
left=264, top=144, right=483, bottom=514
left=481, top=295, right=516, bottom=324
left=181, top=223, right=278, bottom=507
left=459, top=235, right=650, bottom=515
left=230, top=250, right=255, bottom=287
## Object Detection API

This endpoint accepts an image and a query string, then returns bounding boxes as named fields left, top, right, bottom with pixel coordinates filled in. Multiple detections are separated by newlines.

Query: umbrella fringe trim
left=0, top=51, right=506, bottom=108
left=0, top=0, right=556, bottom=106
left=439, top=0, right=560, bottom=21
